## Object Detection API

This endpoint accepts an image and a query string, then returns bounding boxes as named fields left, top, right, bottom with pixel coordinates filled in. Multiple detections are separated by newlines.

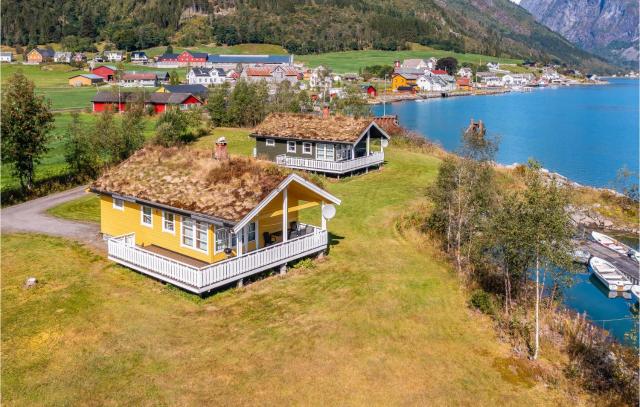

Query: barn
left=91, top=91, right=203, bottom=113
left=91, top=65, right=118, bottom=81
left=68, top=74, right=104, bottom=87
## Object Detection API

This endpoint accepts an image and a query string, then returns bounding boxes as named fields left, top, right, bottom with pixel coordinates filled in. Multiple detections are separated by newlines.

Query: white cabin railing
left=276, top=151, right=384, bottom=174
left=107, top=226, right=328, bottom=294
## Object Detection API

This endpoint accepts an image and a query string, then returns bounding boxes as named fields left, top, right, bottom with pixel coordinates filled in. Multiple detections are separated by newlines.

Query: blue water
left=373, top=78, right=639, bottom=188
left=374, top=79, right=640, bottom=345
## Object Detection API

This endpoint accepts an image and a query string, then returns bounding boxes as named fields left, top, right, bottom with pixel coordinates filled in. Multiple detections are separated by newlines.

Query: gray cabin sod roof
left=90, top=146, right=293, bottom=222
left=161, top=84, right=208, bottom=95
left=251, top=113, right=389, bottom=144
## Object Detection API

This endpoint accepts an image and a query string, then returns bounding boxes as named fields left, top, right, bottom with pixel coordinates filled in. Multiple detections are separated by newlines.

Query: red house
left=431, top=69, right=448, bottom=75
left=361, top=84, right=377, bottom=98
left=91, top=65, right=118, bottom=81
left=177, top=51, right=208, bottom=67
left=91, top=91, right=203, bottom=113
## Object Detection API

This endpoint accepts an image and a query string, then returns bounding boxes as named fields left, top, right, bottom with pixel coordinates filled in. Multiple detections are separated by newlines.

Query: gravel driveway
left=1, top=186, right=105, bottom=250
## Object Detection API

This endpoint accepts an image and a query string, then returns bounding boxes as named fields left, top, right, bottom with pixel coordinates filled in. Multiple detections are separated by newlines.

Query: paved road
left=1, top=185, right=105, bottom=251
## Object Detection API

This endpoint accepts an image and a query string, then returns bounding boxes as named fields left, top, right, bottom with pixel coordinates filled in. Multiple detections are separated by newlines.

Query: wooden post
left=237, top=278, right=243, bottom=288
left=282, top=187, right=288, bottom=242
left=255, top=219, right=260, bottom=249
left=237, top=229, right=243, bottom=256
left=366, top=128, right=370, bottom=156
left=243, top=224, right=248, bottom=254
left=280, top=264, right=287, bottom=275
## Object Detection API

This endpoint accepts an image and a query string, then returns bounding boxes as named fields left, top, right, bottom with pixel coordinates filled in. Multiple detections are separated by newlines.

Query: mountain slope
left=520, top=0, right=639, bottom=69
left=0, top=0, right=615, bottom=72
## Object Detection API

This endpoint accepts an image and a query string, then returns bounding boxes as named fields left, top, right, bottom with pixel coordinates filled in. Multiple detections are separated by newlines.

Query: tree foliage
left=1, top=72, right=54, bottom=191
left=154, top=108, right=207, bottom=147
left=435, top=57, right=458, bottom=75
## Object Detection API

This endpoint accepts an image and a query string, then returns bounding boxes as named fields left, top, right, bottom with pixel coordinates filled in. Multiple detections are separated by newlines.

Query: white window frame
left=316, top=143, right=335, bottom=161
left=266, top=138, right=275, bottom=147
left=248, top=222, right=256, bottom=242
left=181, top=216, right=209, bottom=254
left=162, top=211, right=175, bottom=234
left=302, top=142, right=312, bottom=155
left=113, top=197, right=124, bottom=211
left=141, top=205, right=153, bottom=227
left=287, top=141, right=296, bottom=153
left=215, top=227, right=238, bottom=254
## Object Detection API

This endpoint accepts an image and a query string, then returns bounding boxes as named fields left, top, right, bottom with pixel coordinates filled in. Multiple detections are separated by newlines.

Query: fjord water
left=374, top=79, right=639, bottom=345
left=374, top=78, right=639, bottom=188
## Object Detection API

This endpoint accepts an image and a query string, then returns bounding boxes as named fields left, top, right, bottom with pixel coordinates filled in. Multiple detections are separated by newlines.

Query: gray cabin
left=251, top=112, right=391, bottom=175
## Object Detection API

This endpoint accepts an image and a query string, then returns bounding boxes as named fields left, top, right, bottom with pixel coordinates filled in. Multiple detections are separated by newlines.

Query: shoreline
left=369, top=80, right=610, bottom=105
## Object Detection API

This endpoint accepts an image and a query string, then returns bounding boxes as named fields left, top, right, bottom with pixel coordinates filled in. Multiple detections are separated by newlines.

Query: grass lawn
left=298, top=44, right=522, bottom=73
left=143, top=43, right=288, bottom=58
left=46, top=193, right=100, bottom=223
left=7, top=137, right=594, bottom=405
left=1, top=113, right=157, bottom=193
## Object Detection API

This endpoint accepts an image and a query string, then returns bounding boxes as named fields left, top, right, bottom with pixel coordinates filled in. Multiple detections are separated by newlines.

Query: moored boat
left=591, top=231, right=632, bottom=256
left=631, top=285, right=640, bottom=301
left=588, top=257, right=633, bottom=292
left=572, top=249, right=591, bottom=264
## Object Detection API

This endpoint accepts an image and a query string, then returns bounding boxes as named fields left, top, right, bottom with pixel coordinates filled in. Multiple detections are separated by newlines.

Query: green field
left=2, top=136, right=593, bottom=405
left=298, top=45, right=522, bottom=73
left=143, top=43, right=289, bottom=58
left=0, top=113, right=157, bottom=193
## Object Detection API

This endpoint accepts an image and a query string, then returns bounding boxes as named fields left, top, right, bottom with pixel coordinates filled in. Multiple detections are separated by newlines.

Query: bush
left=469, top=289, right=495, bottom=315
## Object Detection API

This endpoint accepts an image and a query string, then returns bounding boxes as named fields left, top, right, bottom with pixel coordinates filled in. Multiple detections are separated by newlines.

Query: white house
left=187, top=67, right=228, bottom=86
left=130, top=51, right=148, bottom=64
left=104, top=51, right=125, bottom=62
left=417, top=75, right=455, bottom=92
left=310, top=66, right=332, bottom=89
left=481, top=75, right=502, bottom=87
left=401, top=59, right=429, bottom=71
left=54, top=52, right=72, bottom=63
left=457, top=67, right=473, bottom=78
left=119, top=72, right=158, bottom=87
left=0, top=52, right=13, bottom=62
left=541, top=67, right=561, bottom=81
left=487, top=62, right=500, bottom=71
left=501, top=73, right=534, bottom=87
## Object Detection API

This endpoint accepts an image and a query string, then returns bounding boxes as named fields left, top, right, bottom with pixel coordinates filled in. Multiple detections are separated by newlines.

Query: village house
left=156, top=53, right=179, bottom=68
left=130, top=51, right=148, bottom=64
left=0, top=52, right=13, bottom=62
left=91, top=91, right=203, bottom=113
left=53, top=51, right=72, bottom=63
left=187, top=67, right=227, bottom=86
left=309, top=66, right=332, bottom=89
left=73, top=52, right=87, bottom=63
left=487, top=62, right=500, bottom=72
left=361, top=83, right=377, bottom=98
left=457, top=67, right=473, bottom=78
left=456, top=77, right=472, bottom=91
left=391, top=71, right=420, bottom=91
left=91, top=65, right=118, bottom=81
left=177, top=51, right=208, bottom=67
left=157, top=84, right=209, bottom=99
left=501, top=73, right=534, bottom=87
left=252, top=112, right=390, bottom=176
left=68, top=73, right=104, bottom=87
left=90, top=145, right=341, bottom=294
left=119, top=72, right=160, bottom=87
left=206, top=54, right=293, bottom=70
left=25, top=48, right=54, bottom=64
left=542, top=67, right=561, bottom=81
left=104, top=50, right=125, bottom=62
left=400, top=59, right=429, bottom=71
left=241, top=66, right=299, bottom=85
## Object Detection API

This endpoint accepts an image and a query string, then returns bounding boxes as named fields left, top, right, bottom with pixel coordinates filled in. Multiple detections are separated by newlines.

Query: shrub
left=469, top=289, right=495, bottom=316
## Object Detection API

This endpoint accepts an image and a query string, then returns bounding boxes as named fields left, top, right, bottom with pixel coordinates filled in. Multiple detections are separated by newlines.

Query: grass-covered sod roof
left=91, top=146, right=290, bottom=222
left=252, top=113, right=382, bottom=143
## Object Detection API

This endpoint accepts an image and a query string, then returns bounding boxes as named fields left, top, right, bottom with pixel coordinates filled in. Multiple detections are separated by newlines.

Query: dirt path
left=1, top=186, right=104, bottom=250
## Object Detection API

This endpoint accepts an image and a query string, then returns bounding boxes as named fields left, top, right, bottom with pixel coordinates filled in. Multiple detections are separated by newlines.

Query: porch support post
left=237, top=230, right=243, bottom=256
left=282, top=187, right=288, bottom=242
left=366, top=128, right=370, bottom=155
left=321, top=201, right=327, bottom=231
left=255, top=219, right=260, bottom=249
left=243, top=224, right=249, bottom=253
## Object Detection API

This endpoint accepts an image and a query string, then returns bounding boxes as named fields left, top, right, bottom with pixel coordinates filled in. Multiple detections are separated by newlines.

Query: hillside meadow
left=1, top=129, right=600, bottom=405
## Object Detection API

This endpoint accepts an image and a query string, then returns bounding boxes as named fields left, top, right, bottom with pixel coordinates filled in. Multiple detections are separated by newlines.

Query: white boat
left=631, top=285, right=640, bottom=301
left=572, top=249, right=591, bottom=264
left=591, top=231, right=632, bottom=256
left=589, top=257, right=633, bottom=292
left=628, top=248, right=640, bottom=263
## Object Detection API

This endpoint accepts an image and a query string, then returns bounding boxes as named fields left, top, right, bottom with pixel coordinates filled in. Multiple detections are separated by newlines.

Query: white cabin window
left=316, top=143, right=334, bottom=161
left=287, top=141, right=296, bottom=153
left=113, top=197, right=124, bottom=211
left=266, top=139, right=275, bottom=147
left=162, top=211, right=175, bottom=233
left=141, top=206, right=153, bottom=227
left=302, top=142, right=312, bottom=155
left=248, top=222, right=256, bottom=242
left=182, top=217, right=208, bottom=253
left=215, top=227, right=236, bottom=253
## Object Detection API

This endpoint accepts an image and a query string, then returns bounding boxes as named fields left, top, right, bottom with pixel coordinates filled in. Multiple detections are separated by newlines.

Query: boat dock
left=578, top=238, right=639, bottom=285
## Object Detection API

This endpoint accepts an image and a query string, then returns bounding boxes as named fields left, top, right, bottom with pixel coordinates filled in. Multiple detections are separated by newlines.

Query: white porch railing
left=107, top=226, right=328, bottom=294
left=276, top=151, right=384, bottom=174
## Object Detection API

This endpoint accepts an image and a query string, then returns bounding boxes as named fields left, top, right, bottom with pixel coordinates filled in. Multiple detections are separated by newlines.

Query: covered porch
left=106, top=174, right=340, bottom=294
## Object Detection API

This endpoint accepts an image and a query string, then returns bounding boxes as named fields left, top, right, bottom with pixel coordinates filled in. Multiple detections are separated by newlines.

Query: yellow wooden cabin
left=391, top=72, right=419, bottom=91
left=90, top=144, right=340, bottom=294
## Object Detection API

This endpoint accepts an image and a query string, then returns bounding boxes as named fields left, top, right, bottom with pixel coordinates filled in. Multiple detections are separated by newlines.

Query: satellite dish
left=381, top=139, right=389, bottom=148
left=322, top=204, right=336, bottom=220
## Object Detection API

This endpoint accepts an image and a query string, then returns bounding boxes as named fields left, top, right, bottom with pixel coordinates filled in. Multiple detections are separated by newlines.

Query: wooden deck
left=144, top=245, right=209, bottom=268
left=579, top=239, right=639, bottom=285
left=275, top=151, right=384, bottom=174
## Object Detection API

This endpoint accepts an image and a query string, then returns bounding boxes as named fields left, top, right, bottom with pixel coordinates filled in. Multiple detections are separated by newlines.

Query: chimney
left=214, top=137, right=229, bottom=161
left=394, top=60, right=400, bottom=68
left=322, top=106, right=330, bottom=119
